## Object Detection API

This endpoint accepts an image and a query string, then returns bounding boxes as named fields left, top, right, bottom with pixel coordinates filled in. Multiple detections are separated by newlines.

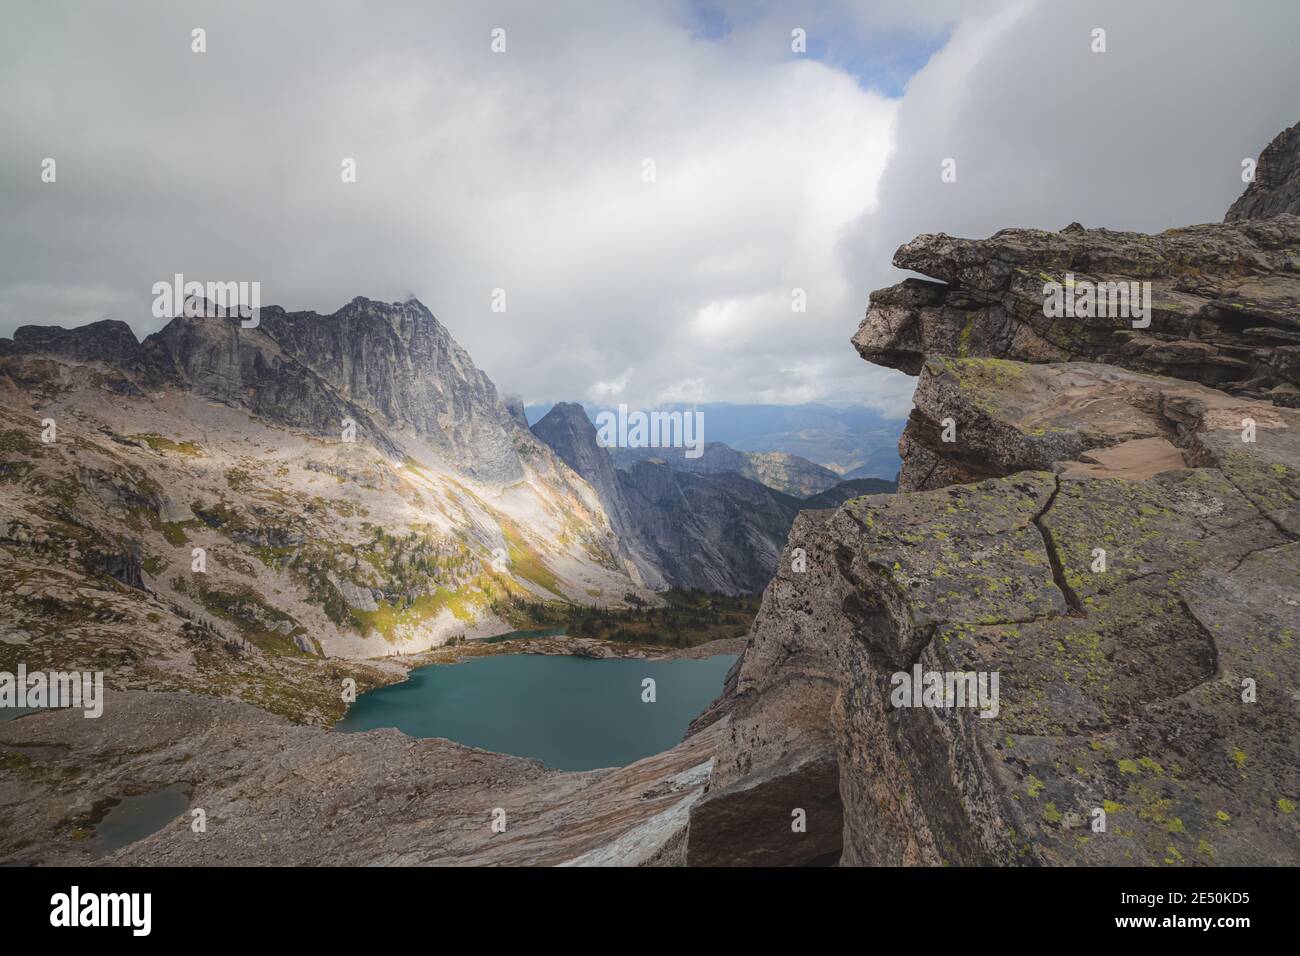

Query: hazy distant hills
left=527, top=402, right=904, bottom=482
left=607, top=442, right=841, bottom=497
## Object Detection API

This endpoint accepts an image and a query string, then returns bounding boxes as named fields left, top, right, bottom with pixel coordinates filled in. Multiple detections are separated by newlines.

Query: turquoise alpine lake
left=337, top=652, right=737, bottom=771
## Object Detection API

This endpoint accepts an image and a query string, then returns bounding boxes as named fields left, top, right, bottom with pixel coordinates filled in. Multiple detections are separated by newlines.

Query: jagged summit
left=1226, top=120, right=1300, bottom=221
left=252, top=296, right=524, bottom=483
left=3, top=295, right=529, bottom=483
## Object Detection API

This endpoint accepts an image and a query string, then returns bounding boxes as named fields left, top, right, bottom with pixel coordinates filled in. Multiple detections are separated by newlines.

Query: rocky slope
left=616, top=465, right=899, bottom=595
left=614, top=463, right=806, bottom=594
left=0, top=686, right=728, bottom=866
left=529, top=402, right=667, bottom=589
left=681, top=125, right=1300, bottom=866
left=0, top=296, right=646, bottom=703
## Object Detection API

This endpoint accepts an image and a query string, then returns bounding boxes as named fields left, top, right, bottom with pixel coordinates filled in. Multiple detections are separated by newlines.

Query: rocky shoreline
left=0, top=634, right=744, bottom=866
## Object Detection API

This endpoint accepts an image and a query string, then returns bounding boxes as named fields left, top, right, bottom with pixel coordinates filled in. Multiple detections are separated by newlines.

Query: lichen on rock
left=685, top=122, right=1300, bottom=867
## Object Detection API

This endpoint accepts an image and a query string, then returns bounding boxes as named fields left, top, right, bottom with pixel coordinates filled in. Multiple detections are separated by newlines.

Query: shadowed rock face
left=615, top=462, right=805, bottom=595
left=686, top=123, right=1300, bottom=867
left=1227, top=121, right=1300, bottom=221
left=143, top=308, right=407, bottom=461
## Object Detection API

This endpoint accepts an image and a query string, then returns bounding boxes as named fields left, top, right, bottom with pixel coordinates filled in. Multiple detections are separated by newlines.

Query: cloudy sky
left=3, top=0, right=1298, bottom=416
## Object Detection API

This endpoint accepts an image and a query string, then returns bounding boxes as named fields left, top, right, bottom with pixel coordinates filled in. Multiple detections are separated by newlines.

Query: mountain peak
left=1226, top=119, right=1300, bottom=221
left=538, top=401, right=591, bottom=426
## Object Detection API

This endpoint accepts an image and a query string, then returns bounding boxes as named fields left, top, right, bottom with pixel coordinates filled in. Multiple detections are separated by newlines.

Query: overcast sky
left=3, top=1, right=1298, bottom=416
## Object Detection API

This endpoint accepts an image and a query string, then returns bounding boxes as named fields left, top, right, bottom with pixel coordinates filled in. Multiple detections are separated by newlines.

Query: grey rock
left=10, top=320, right=145, bottom=367
left=254, top=297, right=525, bottom=484
left=615, top=462, right=804, bottom=594
left=689, top=466, right=1299, bottom=865
left=853, top=216, right=1300, bottom=403
left=1226, top=120, right=1300, bottom=221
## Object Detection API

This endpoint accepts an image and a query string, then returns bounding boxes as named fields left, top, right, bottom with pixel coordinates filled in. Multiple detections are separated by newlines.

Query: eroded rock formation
left=853, top=217, right=1300, bottom=407
left=686, top=124, right=1300, bottom=867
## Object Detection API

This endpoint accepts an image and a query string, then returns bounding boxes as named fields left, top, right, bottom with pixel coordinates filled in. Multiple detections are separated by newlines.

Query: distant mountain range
left=526, top=402, right=904, bottom=481
left=606, top=442, right=841, bottom=497
left=531, top=402, right=895, bottom=593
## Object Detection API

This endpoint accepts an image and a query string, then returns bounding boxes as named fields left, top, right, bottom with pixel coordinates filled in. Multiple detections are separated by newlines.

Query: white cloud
left=587, top=368, right=634, bottom=401
left=0, top=0, right=907, bottom=414
left=844, top=0, right=1300, bottom=297
left=2, top=0, right=1297, bottom=422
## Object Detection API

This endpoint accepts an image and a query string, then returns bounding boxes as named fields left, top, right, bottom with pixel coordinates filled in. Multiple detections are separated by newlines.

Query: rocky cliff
left=1227, top=121, right=1300, bottom=221
left=853, top=216, right=1300, bottom=408
left=683, top=125, right=1300, bottom=866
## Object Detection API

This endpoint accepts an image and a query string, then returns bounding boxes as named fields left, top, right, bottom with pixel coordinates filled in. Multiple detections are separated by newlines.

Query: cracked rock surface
left=686, top=125, right=1300, bottom=867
